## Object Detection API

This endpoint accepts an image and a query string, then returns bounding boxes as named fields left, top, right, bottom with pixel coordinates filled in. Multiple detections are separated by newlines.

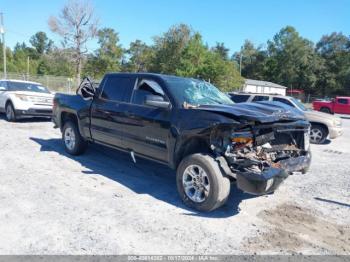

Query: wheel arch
left=61, top=111, right=78, bottom=127
left=310, top=122, right=329, bottom=134
left=173, top=136, right=210, bottom=168
left=5, top=98, right=14, bottom=108
left=320, top=106, right=332, bottom=113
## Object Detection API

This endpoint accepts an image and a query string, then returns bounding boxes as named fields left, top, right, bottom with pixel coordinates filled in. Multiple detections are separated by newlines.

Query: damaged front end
left=210, top=120, right=311, bottom=195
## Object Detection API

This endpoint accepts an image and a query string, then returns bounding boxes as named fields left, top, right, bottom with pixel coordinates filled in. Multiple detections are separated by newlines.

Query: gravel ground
left=0, top=115, right=349, bottom=255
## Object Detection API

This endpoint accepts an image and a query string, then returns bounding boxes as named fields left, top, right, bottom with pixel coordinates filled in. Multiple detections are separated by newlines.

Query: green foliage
left=124, top=40, right=154, bottom=72
left=2, top=24, right=350, bottom=96
left=212, top=42, right=230, bottom=61
left=175, top=34, right=243, bottom=91
left=30, top=32, right=53, bottom=55
left=236, top=26, right=350, bottom=96
left=315, top=32, right=350, bottom=95
left=150, top=24, right=193, bottom=74
left=84, top=28, right=123, bottom=78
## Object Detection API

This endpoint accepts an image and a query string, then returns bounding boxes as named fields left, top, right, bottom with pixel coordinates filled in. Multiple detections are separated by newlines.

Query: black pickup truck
left=53, top=73, right=311, bottom=212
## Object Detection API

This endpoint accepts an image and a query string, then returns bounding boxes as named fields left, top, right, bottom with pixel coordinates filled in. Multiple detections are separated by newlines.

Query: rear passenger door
left=334, top=98, right=350, bottom=114
left=90, top=75, right=136, bottom=149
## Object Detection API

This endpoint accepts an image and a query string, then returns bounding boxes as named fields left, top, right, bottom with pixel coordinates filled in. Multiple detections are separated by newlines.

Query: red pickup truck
left=313, top=97, right=350, bottom=114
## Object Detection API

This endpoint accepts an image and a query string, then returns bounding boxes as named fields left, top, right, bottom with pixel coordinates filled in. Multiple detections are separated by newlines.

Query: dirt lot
left=0, top=115, right=349, bottom=255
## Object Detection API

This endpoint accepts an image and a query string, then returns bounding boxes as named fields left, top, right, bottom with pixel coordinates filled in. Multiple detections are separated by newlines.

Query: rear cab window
left=100, top=75, right=135, bottom=102
left=230, top=94, right=250, bottom=103
left=337, top=98, right=348, bottom=105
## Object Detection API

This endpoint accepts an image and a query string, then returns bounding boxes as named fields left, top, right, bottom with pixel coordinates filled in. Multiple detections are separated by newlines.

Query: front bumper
left=328, top=126, right=343, bottom=139
left=235, top=152, right=311, bottom=195
left=15, top=108, right=52, bottom=117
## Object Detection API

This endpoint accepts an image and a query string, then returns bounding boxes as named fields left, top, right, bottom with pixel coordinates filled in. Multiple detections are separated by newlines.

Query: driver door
left=122, top=78, right=173, bottom=163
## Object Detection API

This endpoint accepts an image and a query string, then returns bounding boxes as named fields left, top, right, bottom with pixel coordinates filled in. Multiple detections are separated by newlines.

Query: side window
left=273, top=97, right=294, bottom=107
left=337, top=98, right=348, bottom=105
left=230, top=94, right=249, bottom=103
left=132, top=79, right=166, bottom=106
left=101, top=76, right=135, bottom=102
left=252, top=95, right=269, bottom=102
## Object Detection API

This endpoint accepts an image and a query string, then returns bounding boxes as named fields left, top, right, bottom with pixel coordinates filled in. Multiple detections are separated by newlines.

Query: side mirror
left=145, top=95, right=171, bottom=109
left=77, top=77, right=95, bottom=100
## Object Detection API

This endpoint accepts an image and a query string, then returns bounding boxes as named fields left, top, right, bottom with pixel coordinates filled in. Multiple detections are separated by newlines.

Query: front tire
left=62, top=121, right=87, bottom=155
left=176, top=153, right=231, bottom=212
left=5, top=102, right=16, bottom=122
left=320, top=107, right=331, bottom=114
left=310, top=124, right=328, bottom=144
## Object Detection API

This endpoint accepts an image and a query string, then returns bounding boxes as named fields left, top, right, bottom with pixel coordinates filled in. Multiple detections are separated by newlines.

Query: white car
left=0, top=79, right=54, bottom=121
left=228, top=92, right=343, bottom=144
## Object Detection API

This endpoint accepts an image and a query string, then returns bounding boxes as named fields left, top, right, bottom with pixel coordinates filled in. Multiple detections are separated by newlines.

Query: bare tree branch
left=48, top=0, right=98, bottom=84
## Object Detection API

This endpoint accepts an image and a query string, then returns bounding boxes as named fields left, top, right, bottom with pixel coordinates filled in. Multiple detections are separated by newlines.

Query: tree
left=125, top=40, right=154, bottom=72
left=84, top=28, right=123, bottom=78
left=232, top=40, right=267, bottom=80
left=38, top=48, right=75, bottom=76
left=266, top=26, right=319, bottom=91
left=30, top=32, right=54, bottom=54
left=151, top=24, right=193, bottom=73
left=212, top=42, right=229, bottom=60
left=48, top=0, right=98, bottom=85
left=316, top=32, right=350, bottom=95
left=175, top=33, right=243, bottom=91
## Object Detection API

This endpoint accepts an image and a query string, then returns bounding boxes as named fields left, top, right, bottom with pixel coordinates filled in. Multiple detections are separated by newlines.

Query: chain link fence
left=0, top=72, right=77, bottom=94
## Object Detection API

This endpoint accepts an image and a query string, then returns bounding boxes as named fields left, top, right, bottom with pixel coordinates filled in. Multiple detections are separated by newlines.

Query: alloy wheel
left=64, top=127, right=76, bottom=151
left=182, top=164, right=210, bottom=203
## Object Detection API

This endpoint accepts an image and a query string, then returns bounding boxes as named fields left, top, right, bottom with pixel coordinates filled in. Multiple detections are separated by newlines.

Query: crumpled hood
left=196, top=101, right=306, bottom=123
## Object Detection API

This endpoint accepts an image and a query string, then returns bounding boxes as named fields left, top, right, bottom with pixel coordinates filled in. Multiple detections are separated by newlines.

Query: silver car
left=228, top=93, right=343, bottom=144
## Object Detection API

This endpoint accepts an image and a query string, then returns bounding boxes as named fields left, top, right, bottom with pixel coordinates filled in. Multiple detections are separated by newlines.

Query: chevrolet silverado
left=53, top=73, right=311, bottom=212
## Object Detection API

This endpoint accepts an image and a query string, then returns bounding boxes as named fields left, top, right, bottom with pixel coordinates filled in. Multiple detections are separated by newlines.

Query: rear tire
left=320, top=107, right=331, bottom=114
left=5, top=102, right=16, bottom=122
left=310, top=124, right=328, bottom=144
left=62, top=120, right=87, bottom=155
left=176, top=153, right=231, bottom=212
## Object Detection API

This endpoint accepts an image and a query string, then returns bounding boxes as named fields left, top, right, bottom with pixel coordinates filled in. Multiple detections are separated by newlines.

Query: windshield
left=7, top=81, right=50, bottom=94
left=290, top=97, right=307, bottom=111
left=165, top=78, right=234, bottom=107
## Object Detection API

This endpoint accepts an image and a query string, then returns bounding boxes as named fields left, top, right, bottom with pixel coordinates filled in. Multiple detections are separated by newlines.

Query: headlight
left=15, top=94, right=30, bottom=101
left=231, top=131, right=253, bottom=145
left=333, top=119, right=342, bottom=127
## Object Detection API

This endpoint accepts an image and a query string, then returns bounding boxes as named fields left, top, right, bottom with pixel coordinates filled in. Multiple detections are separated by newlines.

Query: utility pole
left=239, top=46, right=243, bottom=76
left=26, top=56, right=30, bottom=80
left=0, top=12, right=6, bottom=79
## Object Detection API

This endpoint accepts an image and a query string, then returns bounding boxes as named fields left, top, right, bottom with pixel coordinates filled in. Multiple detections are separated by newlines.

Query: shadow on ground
left=30, top=137, right=256, bottom=218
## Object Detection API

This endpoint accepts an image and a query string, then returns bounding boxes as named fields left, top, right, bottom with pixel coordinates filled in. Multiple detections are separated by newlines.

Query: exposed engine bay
left=210, top=121, right=311, bottom=194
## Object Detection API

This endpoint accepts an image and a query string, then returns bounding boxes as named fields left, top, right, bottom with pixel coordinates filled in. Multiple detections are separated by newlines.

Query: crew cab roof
left=104, top=72, right=198, bottom=82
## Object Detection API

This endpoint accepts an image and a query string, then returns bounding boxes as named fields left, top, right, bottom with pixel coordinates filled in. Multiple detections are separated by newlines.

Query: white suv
left=0, top=79, right=54, bottom=121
